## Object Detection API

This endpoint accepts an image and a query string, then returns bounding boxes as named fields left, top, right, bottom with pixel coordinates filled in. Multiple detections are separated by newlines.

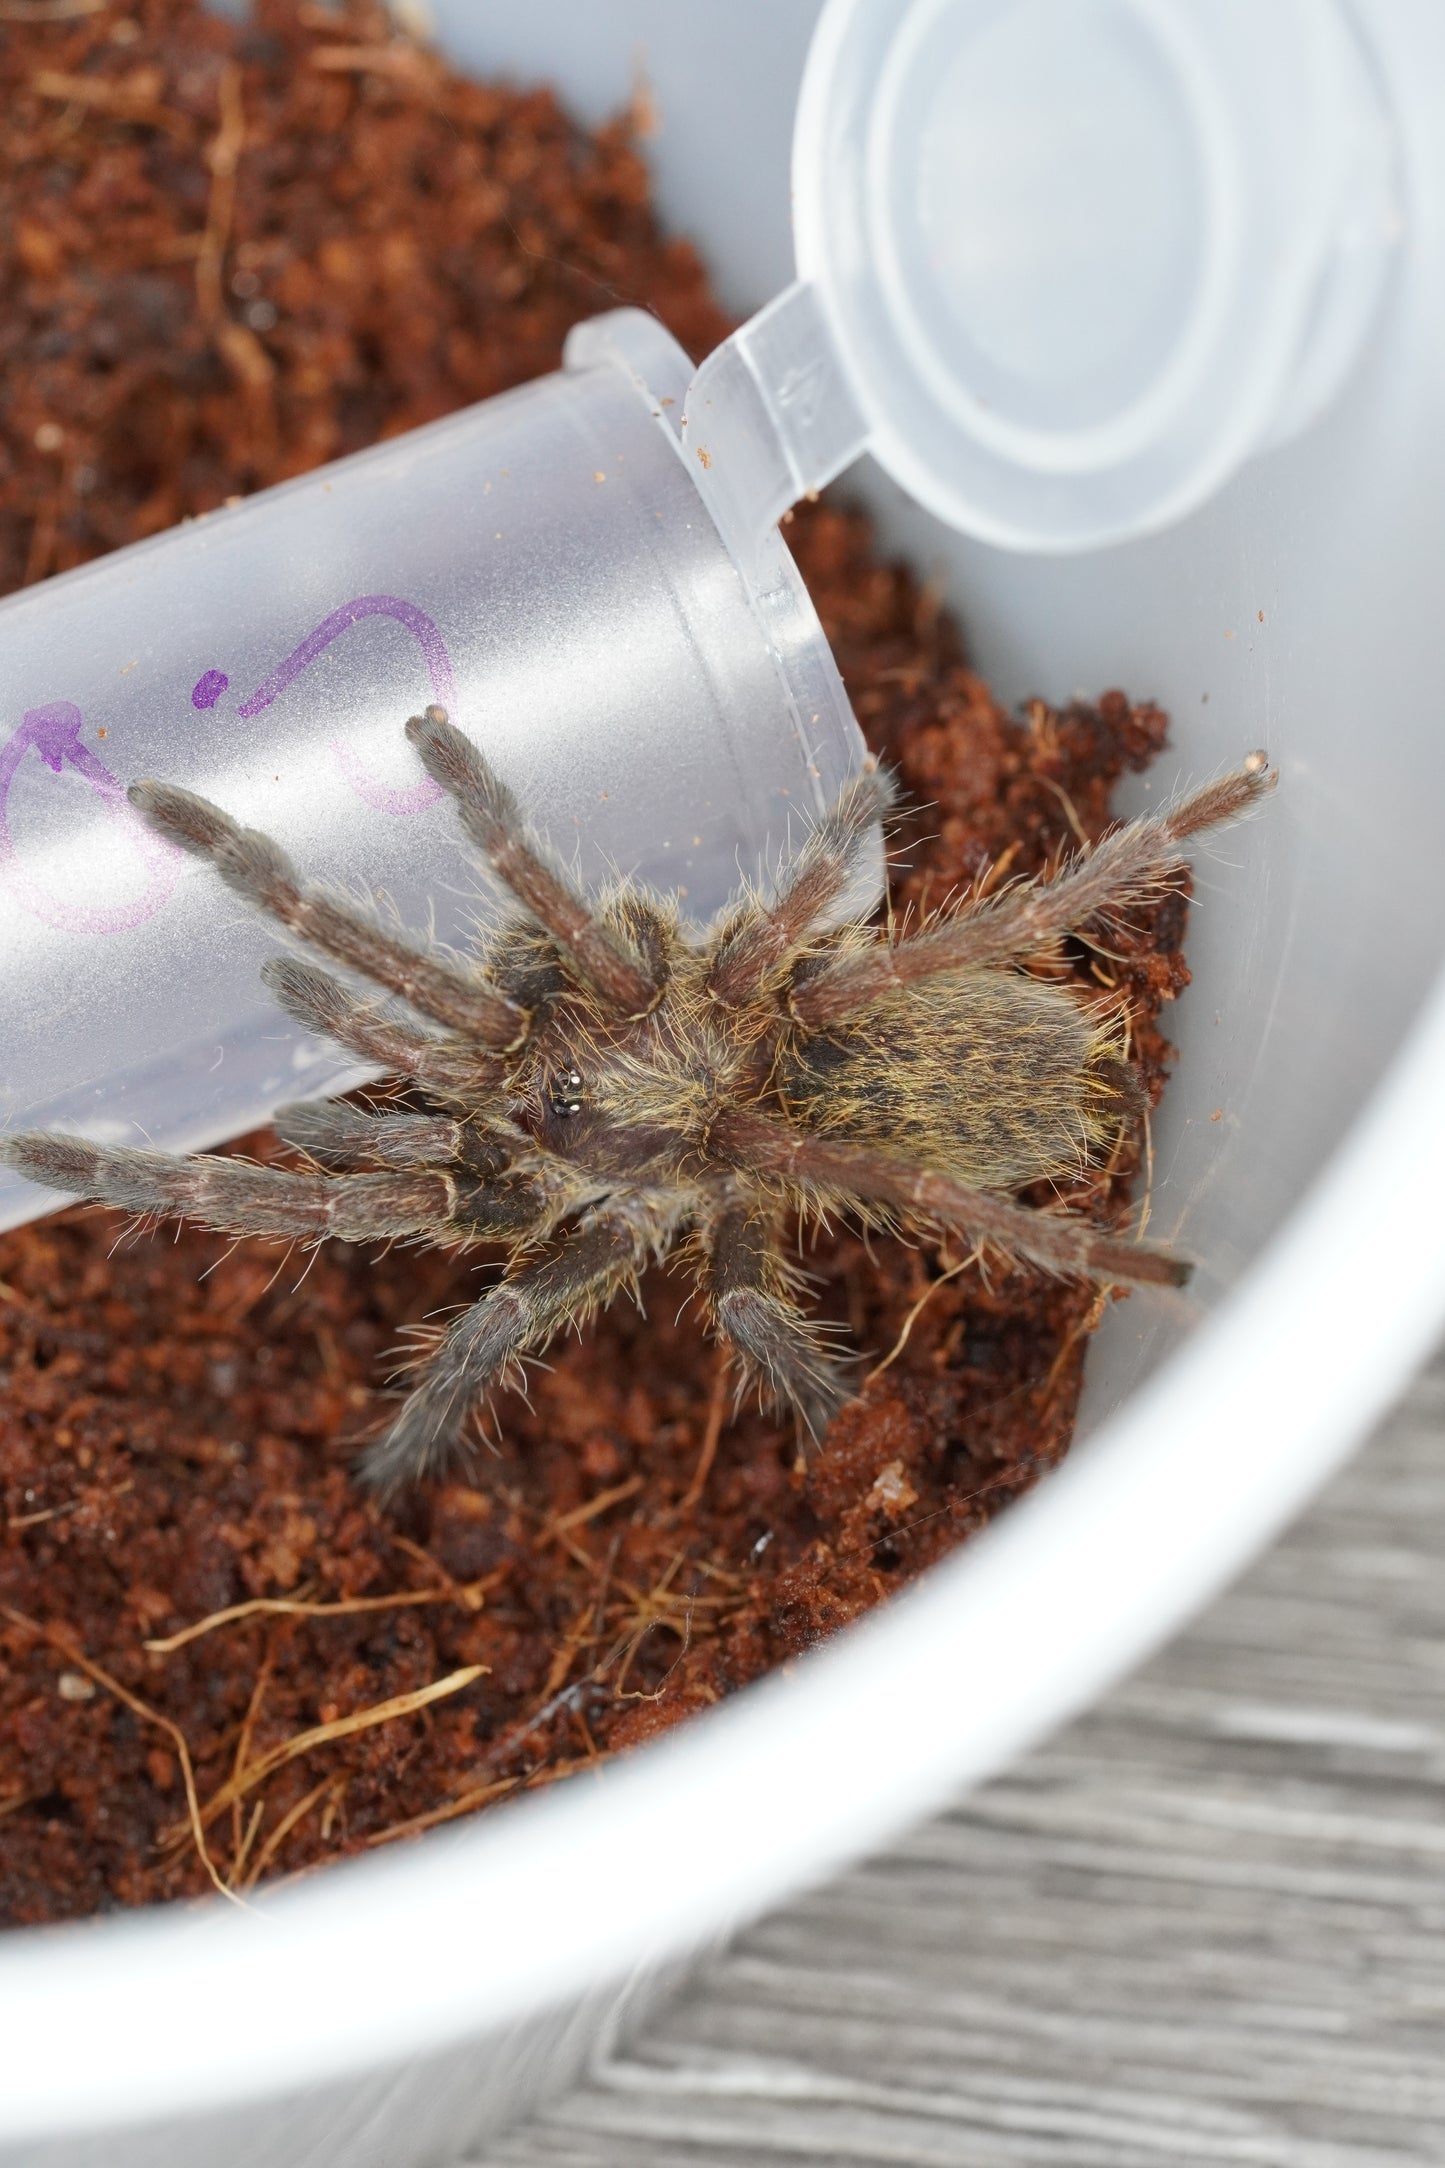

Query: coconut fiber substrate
left=0, top=0, right=1191, bottom=1922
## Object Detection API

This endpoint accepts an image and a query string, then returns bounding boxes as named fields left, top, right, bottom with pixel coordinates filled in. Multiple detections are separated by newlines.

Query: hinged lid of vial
left=683, top=0, right=1399, bottom=558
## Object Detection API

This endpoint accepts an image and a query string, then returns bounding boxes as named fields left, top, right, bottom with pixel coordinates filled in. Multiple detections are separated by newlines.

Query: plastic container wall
left=0, top=326, right=861, bottom=1231
left=849, top=0, right=1444, bottom=1421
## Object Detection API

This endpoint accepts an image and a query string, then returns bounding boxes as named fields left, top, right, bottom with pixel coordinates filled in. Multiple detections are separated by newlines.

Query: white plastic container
left=5, top=2, right=1445, bottom=2162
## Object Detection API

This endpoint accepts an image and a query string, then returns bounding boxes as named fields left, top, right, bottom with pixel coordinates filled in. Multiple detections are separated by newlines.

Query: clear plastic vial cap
left=685, top=0, right=1399, bottom=556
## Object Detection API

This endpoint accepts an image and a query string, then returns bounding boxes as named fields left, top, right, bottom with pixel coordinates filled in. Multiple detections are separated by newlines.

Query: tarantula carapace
left=1, top=709, right=1272, bottom=1493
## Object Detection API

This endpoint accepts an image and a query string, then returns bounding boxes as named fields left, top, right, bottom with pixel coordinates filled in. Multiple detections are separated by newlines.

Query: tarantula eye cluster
left=1, top=709, right=1272, bottom=1494
left=547, top=1070, right=585, bottom=1119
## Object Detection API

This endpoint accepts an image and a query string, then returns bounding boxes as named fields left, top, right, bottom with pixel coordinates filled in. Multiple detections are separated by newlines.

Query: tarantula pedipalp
left=1, top=709, right=1273, bottom=1494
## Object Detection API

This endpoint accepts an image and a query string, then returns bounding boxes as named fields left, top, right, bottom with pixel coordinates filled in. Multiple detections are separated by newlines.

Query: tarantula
left=1, top=710, right=1272, bottom=1493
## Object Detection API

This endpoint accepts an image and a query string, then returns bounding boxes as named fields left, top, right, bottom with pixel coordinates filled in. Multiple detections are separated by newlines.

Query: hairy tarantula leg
left=2, top=1132, right=552, bottom=1247
left=275, top=1101, right=549, bottom=1228
left=0, top=1131, right=531, bottom=1244
left=129, top=781, right=526, bottom=1046
left=360, top=1214, right=647, bottom=1495
left=710, top=1110, right=1190, bottom=1291
left=791, top=754, right=1276, bottom=1031
left=274, top=1101, right=517, bottom=1179
left=403, top=706, right=661, bottom=1016
left=263, top=958, right=503, bottom=1100
left=707, top=763, right=898, bottom=1009
left=706, top=1201, right=852, bottom=1438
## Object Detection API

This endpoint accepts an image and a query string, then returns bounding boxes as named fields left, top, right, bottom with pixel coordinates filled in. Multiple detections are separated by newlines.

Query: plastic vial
left=0, top=318, right=860, bottom=1228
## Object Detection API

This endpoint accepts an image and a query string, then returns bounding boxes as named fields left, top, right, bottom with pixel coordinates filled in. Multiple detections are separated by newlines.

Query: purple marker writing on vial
left=234, top=595, right=453, bottom=817
left=0, top=703, right=181, bottom=937
left=0, top=592, right=455, bottom=937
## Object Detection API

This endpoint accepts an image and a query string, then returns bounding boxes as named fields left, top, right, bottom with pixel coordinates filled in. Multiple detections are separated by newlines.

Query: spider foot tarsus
left=717, top=1284, right=855, bottom=1439
left=707, top=758, right=900, bottom=1009
left=706, top=1200, right=854, bottom=1439
left=405, top=705, right=662, bottom=1017
left=360, top=1212, right=648, bottom=1496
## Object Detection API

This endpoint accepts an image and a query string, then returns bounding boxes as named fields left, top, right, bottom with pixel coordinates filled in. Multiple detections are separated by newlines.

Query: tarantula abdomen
left=777, top=970, right=1133, bottom=1194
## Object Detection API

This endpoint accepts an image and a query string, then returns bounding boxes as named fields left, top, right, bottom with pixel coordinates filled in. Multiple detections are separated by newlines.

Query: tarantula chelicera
left=2, top=711, right=1272, bottom=1493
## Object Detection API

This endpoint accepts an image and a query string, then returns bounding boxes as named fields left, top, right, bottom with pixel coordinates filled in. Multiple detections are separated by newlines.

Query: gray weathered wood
left=478, top=1346, right=1445, bottom=2167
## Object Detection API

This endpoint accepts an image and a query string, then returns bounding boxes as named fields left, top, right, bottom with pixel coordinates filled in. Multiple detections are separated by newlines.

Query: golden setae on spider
left=1, top=710, right=1272, bottom=1493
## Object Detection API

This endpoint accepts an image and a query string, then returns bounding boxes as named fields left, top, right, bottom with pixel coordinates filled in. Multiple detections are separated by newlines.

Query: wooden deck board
left=479, top=1349, right=1445, bottom=2167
